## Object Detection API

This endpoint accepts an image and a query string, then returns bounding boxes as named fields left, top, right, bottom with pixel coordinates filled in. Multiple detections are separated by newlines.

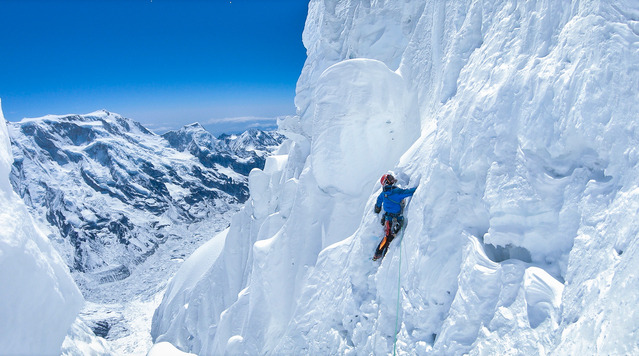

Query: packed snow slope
left=0, top=99, right=84, bottom=355
left=8, top=113, right=282, bottom=288
left=153, top=0, right=639, bottom=354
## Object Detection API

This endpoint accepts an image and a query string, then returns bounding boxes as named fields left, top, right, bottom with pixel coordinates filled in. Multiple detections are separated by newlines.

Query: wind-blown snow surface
left=0, top=99, right=84, bottom=354
left=153, top=0, right=639, bottom=354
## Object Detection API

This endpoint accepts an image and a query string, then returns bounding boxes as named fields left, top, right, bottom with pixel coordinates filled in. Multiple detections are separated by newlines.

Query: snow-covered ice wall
left=153, top=0, right=639, bottom=354
left=0, top=99, right=84, bottom=354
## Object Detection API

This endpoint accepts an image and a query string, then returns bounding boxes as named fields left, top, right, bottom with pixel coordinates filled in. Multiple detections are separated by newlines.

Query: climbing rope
left=392, top=238, right=402, bottom=356
left=392, top=196, right=413, bottom=355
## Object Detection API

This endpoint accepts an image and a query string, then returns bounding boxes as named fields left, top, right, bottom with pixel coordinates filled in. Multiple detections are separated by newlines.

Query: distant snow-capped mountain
left=163, top=124, right=283, bottom=177
left=8, top=110, right=282, bottom=284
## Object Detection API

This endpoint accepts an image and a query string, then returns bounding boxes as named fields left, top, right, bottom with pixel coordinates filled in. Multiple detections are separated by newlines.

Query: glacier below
left=151, top=0, right=639, bottom=355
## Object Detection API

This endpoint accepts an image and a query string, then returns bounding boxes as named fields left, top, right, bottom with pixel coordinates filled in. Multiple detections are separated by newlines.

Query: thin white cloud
left=247, top=122, right=272, bottom=128
left=200, top=116, right=281, bottom=135
left=204, top=116, right=277, bottom=125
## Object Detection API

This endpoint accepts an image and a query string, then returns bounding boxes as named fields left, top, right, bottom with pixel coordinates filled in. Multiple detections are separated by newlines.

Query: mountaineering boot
left=372, top=245, right=387, bottom=261
left=373, top=234, right=388, bottom=261
left=373, top=231, right=395, bottom=261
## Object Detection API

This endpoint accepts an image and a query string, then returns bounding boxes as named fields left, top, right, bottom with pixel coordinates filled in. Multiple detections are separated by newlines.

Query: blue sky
left=0, top=0, right=308, bottom=135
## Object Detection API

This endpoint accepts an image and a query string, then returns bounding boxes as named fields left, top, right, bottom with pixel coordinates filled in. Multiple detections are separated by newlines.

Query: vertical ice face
left=0, top=99, right=84, bottom=354
left=296, top=0, right=426, bottom=136
left=311, top=58, right=420, bottom=196
left=153, top=0, right=639, bottom=355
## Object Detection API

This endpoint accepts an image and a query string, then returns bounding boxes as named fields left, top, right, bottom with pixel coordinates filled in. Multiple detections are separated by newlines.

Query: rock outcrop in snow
left=0, top=99, right=84, bottom=355
left=152, top=0, right=639, bottom=354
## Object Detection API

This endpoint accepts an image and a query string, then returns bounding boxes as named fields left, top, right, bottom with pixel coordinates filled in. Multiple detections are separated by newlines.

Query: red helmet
left=380, top=173, right=396, bottom=186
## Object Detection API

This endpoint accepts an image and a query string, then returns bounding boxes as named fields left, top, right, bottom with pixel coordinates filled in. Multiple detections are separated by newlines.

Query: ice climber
left=373, top=173, right=417, bottom=261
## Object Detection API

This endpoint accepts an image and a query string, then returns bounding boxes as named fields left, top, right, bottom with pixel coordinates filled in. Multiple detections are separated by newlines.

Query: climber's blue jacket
left=375, top=185, right=417, bottom=214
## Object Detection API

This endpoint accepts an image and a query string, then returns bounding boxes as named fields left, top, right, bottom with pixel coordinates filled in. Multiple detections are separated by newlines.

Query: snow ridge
left=0, top=99, right=84, bottom=355
left=152, top=0, right=639, bottom=355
